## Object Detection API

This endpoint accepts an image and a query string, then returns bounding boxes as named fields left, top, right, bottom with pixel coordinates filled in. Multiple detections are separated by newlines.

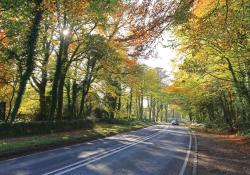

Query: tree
left=168, top=0, right=250, bottom=131
left=9, top=0, right=44, bottom=123
left=0, top=0, right=183, bottom=123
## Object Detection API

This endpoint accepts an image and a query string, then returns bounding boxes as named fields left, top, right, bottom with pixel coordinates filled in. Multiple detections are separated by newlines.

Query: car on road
left=171, top=118, right=179, bottom=125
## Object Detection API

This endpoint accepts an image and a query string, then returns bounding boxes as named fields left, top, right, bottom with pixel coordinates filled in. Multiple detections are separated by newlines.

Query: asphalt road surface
left=0, top=124, right=192, bottom=175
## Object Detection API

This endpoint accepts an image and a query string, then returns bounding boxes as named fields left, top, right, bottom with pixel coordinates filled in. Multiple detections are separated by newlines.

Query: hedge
left=0, top=119, right=95, bottom=138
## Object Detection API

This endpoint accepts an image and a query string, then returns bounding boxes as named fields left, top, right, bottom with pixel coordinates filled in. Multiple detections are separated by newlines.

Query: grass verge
left=188, top=122, right=237, bottom=135
left=0, top=120, right=152, bottom=160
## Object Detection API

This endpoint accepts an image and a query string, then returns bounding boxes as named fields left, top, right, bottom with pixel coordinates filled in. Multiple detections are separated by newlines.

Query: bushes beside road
left=0, top=120, right=153, bottom=159
left=0, top=119, right=95, bottom=138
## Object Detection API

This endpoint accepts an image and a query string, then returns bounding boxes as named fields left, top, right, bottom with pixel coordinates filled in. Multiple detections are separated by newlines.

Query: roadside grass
left=188, top=122, right=234, bottom=134
left=188, top=122, right=250, bottom=138
left=0, top=120, right=152, bottom=158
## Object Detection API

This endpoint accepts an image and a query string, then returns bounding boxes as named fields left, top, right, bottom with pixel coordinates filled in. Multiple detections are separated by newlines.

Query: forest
left=168, top=0, right=250, bottom=133
left=0, top=0, right=249, bottom=134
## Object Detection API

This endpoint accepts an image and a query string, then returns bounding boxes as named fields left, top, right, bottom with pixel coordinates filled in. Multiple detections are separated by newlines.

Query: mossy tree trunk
left=10, top=0, right=44, bottom=123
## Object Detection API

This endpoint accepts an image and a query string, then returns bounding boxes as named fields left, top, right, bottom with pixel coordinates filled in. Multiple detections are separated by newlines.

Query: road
left=0, top=124, right=193, bottom=175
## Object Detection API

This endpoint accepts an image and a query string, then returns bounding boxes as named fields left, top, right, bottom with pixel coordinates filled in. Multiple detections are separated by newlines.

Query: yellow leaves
left=68, top=42, right=78, bottom=51
left=51, top=39, right=59, bottom=45
left=171, top=0, right=250, bottom=115
left=0, top=63, right=15, bottom=100
left=192, top=0, right=231, bottom=17
left=165, top=85, right=183, bottom=93
left=42, top=0, right=56, bottom=12
left=42, top=0, right=88, bottom=16
left=192, top=0, right=218, bottom=17
left=19, top=87, right=39, bottom=115
left=8, top=17, right=19, bottom=22
left=0, top=64, right=10, bottom=85
left=65, top=0, right=88, bottom=17
left=177, top=44, right=191, bottom=52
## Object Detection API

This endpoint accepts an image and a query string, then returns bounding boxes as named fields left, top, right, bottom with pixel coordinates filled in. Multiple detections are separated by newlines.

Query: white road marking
left=1, top=125, right=156, bottom=164
left=43, top=125, right=168, bottom=175
left=192, top=131, right=198, bottom=175
left=178, top=130, right=192, bottom=175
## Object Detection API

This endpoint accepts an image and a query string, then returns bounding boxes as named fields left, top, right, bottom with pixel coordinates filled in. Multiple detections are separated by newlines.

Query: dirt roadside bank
left=194, top=130, right=250, bottom=175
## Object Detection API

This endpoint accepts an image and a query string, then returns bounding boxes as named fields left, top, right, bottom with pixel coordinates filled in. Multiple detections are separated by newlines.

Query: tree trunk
left=38, top=90, right=46, bottom=120
left=56, top=73, right=66, bottom=120
left=49, top=37, right=64, bottom=120
left=136, top=96, right=140, bottom=119
left=220, top=93, right=234, bottom=131
left=160, top=103, right=163, bottom=122
left=117, top=95, right=121, bottom=111
left=66, top=79, right=71, bottom=114
left=10, top=0, right=43, bottom=122
left=164, top=104, right=168, bottom=122
left=188, top=111, right=192, bottom=122
left=79, top=77, right=93, bottom=117
left=37, top=25, right=50, bottom=120
left=152, top=99, right=156, bottom=122
left=49, top=9, right=69, bottom=120
left=140, top=93, right=143, bottom=119
left=56, top=43, right=70, bottom=120
left=71, top=80, right=78, bottom=117
left=225, top=57, right=250, bottom=105
left=79, top=76, right=94, bottom=118
left=78, top=58, right=97, bottom=118
left=129, top=88, right=133, bottom=119
left=156, top=101, right=160, bottom=122
left=79, top=86, right=87, bottom=118
left=147, top=96, right=152, bottom=121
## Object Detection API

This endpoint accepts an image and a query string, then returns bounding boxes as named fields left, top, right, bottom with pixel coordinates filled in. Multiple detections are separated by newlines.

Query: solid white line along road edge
left=43, top=125, right=169, bottom=175
left=192, top=131, right=198, bottom=175
left=178, top=130, right=192, bottom=175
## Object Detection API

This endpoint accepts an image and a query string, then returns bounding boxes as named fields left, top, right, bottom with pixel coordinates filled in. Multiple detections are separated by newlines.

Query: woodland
left=0, top=0, right=249, bottom=134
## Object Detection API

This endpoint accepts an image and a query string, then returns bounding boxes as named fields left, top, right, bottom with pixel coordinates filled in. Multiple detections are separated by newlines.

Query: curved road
left=0, top=125, right=192, bottom=175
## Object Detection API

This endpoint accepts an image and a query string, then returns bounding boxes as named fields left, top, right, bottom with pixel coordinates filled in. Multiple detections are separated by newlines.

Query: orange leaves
left=0, top=29, right=8, bottom=45
left=128, top=26, right=150, bottom=46
left=123, top=58, right=136, bottom=68
left=129, top=25, right=137, bottom=35
left=0, top=30, right=5, bottom=40
left=115, top=0, right=177, bottom=56
left=152, top=1, right=165, bottom=15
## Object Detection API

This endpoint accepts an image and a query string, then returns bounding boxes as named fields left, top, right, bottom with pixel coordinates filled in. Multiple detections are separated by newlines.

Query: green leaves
left=172, top=0, right=194, bottom=25
left=170, top=0, right=250, bottom=130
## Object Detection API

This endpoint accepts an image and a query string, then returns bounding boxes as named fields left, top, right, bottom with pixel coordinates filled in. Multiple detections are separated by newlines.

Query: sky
left=139, top=31, right=177, bottom=82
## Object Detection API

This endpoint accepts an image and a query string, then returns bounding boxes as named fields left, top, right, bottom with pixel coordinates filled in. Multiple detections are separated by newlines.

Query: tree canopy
left=0, top=0, right=176, bottom=123
left=0, top=0, right=249, bottom=134
left=166, top=0, right=250, bottom=132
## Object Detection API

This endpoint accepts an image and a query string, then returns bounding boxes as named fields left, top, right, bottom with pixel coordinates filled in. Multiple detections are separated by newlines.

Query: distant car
left=171, top=119, right=179, bottom=125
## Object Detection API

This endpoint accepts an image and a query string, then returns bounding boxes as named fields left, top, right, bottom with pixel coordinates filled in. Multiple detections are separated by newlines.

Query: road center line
left=43, top=125, right=167, bottom=175
left=55, top=130, right=164, bottom=175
